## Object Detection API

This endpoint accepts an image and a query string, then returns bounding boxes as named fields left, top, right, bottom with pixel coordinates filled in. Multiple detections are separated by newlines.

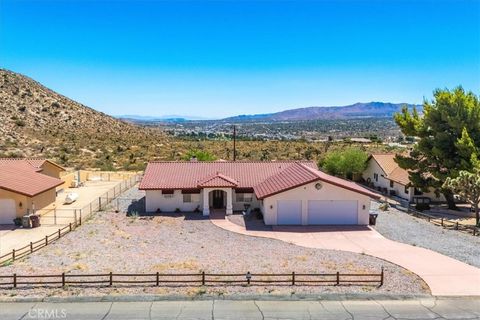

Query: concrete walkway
left=2, top=298, right=479, bottom=320
left=210, top=216, right=480, bottom=296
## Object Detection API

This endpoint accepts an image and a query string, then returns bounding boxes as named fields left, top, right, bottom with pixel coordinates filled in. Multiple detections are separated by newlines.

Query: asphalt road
left=1, top=298, right=479, bottom=320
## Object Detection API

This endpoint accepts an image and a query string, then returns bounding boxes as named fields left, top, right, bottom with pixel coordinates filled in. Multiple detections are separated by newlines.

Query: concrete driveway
left=211, top=218, right=480, bottom=296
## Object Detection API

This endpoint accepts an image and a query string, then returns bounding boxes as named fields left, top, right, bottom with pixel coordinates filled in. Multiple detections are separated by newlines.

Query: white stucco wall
left=145, top=189, right=262, bottom=213
left=261, top=181, right=371, bottom=226
left=363, top=159, right=391, bottom=191
left=232, top=190, right=262, bottom=211
left=145, top=190, right=202, bottom=212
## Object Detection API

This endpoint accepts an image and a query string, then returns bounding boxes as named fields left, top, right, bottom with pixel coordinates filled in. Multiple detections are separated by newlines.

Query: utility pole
left=233, top=125, right=236, bottom=161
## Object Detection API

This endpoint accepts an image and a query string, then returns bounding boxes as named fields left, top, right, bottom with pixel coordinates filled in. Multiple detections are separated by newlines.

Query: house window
left=404, top=186, right=409, bottom=194
left=183, top=194, right=192, bottom=203
left=390, top=181, right=394, bottom=188
left=163, top=194, right=174, bottom=199
left=236, top=193, right=253, bottom=202
left=374, top=173, right=378, bottom=182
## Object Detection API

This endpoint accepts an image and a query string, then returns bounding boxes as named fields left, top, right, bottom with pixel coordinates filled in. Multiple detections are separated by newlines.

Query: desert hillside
left=0, top=69, right=169, bottom=170
left=0, top=69, right=394, bottom=169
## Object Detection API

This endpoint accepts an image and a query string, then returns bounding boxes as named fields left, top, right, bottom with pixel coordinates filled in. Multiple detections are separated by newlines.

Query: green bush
left=321, top=148, right=368, bottom=180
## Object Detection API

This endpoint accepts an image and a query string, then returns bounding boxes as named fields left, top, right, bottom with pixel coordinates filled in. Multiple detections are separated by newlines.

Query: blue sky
left=1, top=0, right=479, bottom=118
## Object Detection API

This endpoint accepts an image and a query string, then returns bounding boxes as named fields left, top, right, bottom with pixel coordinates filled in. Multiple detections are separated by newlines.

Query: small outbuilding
left=0, top=159, right=64, bottom=224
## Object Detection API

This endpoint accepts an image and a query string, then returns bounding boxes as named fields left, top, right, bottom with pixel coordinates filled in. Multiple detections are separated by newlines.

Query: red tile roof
left=140, top=161, right=380, bottom=199
left=254, top=163, right=381, bottom=199
left=0, top=163, right=64, bottom=197
left=197, top=172, right=239, bottom=188
left=254, top=162, right=320, bottom=199
left=139, top=161, right=318, bottom=190
left=0, top=158, right=65, bottom=171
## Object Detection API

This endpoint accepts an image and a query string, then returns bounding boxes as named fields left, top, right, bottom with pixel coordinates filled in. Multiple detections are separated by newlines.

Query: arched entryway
left=211, top=189, right=226, bottom=209
left=202, top=187, right=233, bottom=216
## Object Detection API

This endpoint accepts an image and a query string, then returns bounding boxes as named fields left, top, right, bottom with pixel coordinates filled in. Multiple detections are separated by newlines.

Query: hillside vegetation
left=0, top=69, right=393, bottom=170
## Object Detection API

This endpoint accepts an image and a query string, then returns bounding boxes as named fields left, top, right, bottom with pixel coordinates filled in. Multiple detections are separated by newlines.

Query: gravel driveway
left=0, top=188, right=429, bottom=298
left=372, top=201, right=480, bottom=268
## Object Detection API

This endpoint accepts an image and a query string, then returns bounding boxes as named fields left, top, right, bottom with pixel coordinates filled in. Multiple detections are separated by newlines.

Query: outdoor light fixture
left=315, top=182, right=323, bottom=190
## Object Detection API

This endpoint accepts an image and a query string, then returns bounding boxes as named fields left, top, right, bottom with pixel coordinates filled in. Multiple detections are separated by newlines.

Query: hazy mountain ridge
left=224, top=102, right=422, bottom=122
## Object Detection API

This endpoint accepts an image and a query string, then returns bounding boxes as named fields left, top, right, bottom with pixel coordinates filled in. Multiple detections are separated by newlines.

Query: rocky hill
left=0, top=69, right=168, bottom=170
left=225, top=102, right=422, bottom=122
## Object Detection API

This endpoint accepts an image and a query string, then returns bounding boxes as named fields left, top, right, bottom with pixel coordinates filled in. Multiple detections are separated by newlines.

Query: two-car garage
left=276, top=199, right=359, bottom=225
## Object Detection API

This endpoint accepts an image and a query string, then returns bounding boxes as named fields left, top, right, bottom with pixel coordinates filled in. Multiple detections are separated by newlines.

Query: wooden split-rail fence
left=0, top=268, right=384, bottom=289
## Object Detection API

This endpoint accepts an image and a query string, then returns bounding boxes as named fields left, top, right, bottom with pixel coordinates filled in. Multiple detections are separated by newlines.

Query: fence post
left=202, top=271, right=205, bottom=286
left=13, top=273, right=17, bottom=288
left=380, top=267, right=384, bottom=286
left=62, top=272, right=65, bottom=287
left=30, top=242, right=33, bottom=253
left=74, top=210, right=77, bottom=227
left=58, top=229, right=61, bottom=239
left=156, top=272, right=159, bottom=286
left=109, top=272, right=113, bottom=286
left=456, top=222, right=459, bottom=230
left=441, top=218, right=444, bottom=227
left=12, top=249, right=15, bottom=262
left=336, top=271, right=340, bottom=285
left=45, top=235, right=48, bottom=246
left=246, top=271, right=251, bottom=285
left=292, top=272, right=295, bottom=285
left=69, top=223, right=72, bottom=232
left=79, top=211, right=82, bottom=225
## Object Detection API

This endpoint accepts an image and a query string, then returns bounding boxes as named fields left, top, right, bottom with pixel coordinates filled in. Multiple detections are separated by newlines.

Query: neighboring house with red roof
left=139, top=161, right=380, bottom=226
left=0, top=159, right=64, bottom=224
left=363, top=154, right=444, bottom=203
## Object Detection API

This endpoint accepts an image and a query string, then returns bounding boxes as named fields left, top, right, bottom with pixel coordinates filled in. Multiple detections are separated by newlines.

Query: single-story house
left=139, top=160, right=380, bottom=226
left=0, top=159, right=64, bottom=224
left=363, top=154, right=444, bottom=203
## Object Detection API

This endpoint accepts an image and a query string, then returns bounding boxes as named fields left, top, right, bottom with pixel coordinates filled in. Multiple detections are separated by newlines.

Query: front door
left=212, top=190, right=224, bottom=209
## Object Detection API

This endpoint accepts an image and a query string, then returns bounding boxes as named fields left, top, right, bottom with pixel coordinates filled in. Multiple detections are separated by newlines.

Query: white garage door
left=277, top=200, right=302, bottom=225
left=307, top=200, right=358, bottom=225
left=0, top=199, right=16, bottom=225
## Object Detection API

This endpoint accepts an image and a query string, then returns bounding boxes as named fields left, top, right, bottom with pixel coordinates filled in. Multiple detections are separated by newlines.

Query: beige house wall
left=0, top=189, right=28, bottom=217
left=40, top=162, right=64, bottom=179
left=0, top=188, right=57, bottom=218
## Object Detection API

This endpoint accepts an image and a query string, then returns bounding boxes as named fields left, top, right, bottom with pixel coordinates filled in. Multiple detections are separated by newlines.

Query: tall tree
left=394, top=87, right=480, bottom=209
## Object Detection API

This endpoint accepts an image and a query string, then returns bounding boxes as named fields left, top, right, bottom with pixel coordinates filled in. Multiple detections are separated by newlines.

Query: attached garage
left=307, top=200, right=358, bottom=225
left=256, top=162, right=380, bottom=226
left=277, top=200, right=302, bottom=225
left=0, top=199, right=16, bottom=225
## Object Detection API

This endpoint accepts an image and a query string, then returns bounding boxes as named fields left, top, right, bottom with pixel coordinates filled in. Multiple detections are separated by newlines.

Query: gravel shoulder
left=0, top=188, right=429, bottom=298
left=372, top=201, right=480, bottom=268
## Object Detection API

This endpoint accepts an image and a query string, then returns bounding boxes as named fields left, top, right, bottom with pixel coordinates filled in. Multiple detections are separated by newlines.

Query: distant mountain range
left=223, top=102, right=422, bottom=122
left=120, top=102, right=422, bottom=123
left=117, top=114, right=211, bottom=122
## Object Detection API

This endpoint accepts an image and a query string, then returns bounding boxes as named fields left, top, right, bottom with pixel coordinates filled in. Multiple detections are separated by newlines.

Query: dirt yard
left=0, top=188, right=430, bottom=298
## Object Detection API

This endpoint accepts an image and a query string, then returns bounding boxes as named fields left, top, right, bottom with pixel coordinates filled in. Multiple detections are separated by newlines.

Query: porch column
left=226, top=188, right=233, bottom=215
left=202, top=189, right=210, bottom=216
